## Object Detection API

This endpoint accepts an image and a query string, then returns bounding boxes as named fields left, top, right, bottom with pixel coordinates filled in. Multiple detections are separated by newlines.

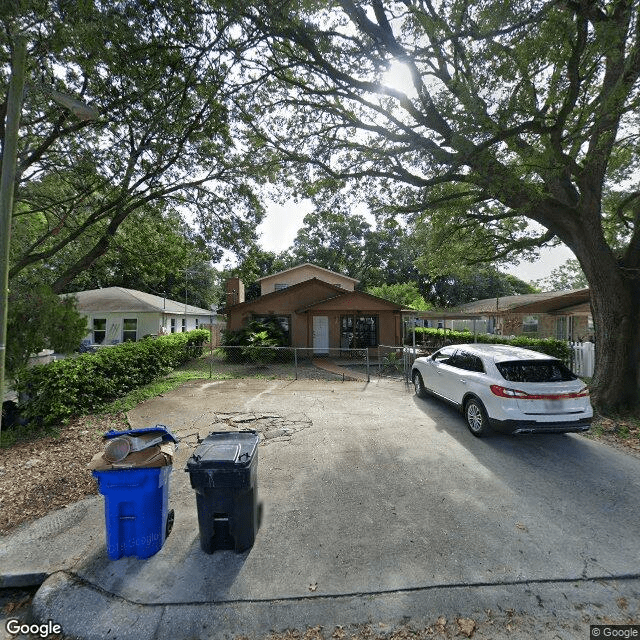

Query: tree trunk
left=583, top=266, right=640, bottom=414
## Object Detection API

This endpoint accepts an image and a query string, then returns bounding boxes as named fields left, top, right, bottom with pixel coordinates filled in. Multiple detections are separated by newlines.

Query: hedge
left=15, top=329, right=210, bottom=427
left=406, top=327, right=571, bottom=361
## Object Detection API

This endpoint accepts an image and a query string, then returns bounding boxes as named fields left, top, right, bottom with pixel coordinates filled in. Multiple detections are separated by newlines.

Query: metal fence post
left=209, top=342, right=212, bottom=379
left=366, top=348, right=370, bottom=382
left=294, top=348, right=298, bottom=380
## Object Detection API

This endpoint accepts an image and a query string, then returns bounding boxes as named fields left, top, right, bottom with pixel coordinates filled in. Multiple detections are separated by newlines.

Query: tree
left=367, top=282, right=431, bottom=309
left=2, top=1, right=264, bottom=293
left=59, top=209, right=221, bottom=310
left=234, top=1, right=640, bottom=412
left=5, top=284, right=87, bottom=377
left=427, top=269, right=539, bottom=308
left=536, top=258, right=588, bottom=292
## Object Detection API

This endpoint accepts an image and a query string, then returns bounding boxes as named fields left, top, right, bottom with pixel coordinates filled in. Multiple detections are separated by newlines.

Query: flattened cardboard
left=88, top=442, right=175, bottom=471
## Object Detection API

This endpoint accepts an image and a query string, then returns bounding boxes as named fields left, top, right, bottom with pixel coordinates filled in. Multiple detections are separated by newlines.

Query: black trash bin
left=186, top=430, right=259, bottom=553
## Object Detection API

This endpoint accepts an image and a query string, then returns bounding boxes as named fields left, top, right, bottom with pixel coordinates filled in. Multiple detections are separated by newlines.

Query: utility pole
left=0, top=36, right=27, bottom=437
left=0, top=36, right=98, bottom=436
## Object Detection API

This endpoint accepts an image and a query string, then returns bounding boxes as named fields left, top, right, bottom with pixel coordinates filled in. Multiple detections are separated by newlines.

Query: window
left=170, top=318, right=176, bottom=333
left=341, top=315, right=378, bottom=348
left=122, top=318, right=137, bottom=342
left=431, top=346, right=456, bottom=365
left=93, top=318, right=106, bottom=345
left=450, top=351, right=484, bottom=373
left=252, top=315, right=291, bottom=344
left=181, top=318, right=187, bottom=332
left=555, top=317, right=567, bottom=340
left=496, top=360, right=576, bottom=383
left=522, top=315, right=539, bottom=334
left=195, top=318, right=199, bottom=329
left=274, top=283, right=289, bottom=291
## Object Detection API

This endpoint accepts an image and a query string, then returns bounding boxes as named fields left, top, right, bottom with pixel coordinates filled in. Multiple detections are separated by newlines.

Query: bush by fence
left=405, top=328, right=571, bottom=361
left=15, top=330, right=210, bottom=427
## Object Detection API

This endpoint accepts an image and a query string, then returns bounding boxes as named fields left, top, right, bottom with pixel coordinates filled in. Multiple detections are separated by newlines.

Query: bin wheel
left=166, top=509, right=175, bottom=538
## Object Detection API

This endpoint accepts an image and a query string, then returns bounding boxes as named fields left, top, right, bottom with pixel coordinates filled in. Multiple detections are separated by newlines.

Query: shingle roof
left=66, top=287, right=213, bottom=315
left=454, top=289, right=590, bottom=314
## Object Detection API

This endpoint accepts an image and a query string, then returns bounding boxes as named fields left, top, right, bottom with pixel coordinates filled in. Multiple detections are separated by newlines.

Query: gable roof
left=67, top=287, right=213, bottom=315
left=295, top=288, right=403, bottom=312
left=223, top=278, right=344, bottom=311
left=256, top=263, right=359, bottom=284
left=454, top=289, right=590, bottom=314
left=223, top=278, right=403, bottom=313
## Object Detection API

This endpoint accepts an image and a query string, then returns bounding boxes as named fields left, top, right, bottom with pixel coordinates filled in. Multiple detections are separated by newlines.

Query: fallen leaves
left=0, top=413, right=128, bottom=533
left=456, top=618, right=476, bottom=638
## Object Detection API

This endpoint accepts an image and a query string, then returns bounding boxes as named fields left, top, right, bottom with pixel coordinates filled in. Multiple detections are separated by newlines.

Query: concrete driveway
left=8, top=378, right=639, bottom=639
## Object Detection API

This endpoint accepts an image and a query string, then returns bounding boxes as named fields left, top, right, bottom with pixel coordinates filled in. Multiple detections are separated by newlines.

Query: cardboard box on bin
left=88, top=428, right=176, bottom=471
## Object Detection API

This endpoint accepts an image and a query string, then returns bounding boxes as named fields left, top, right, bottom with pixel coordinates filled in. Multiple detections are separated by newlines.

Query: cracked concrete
left=3, top=378, right=639, bottom=639
left=177, top=411, right=313, bottom=447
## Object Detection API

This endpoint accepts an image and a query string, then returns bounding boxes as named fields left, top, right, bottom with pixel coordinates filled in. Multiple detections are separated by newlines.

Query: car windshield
left=496, top=360, right=577, bottom=383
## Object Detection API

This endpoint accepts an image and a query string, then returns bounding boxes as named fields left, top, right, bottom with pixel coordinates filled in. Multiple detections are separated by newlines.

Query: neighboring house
left=451, top=289, right=592, bottom=340
left=224, top=264, right=404, bottom=352
left=67, top=287, right=224, bottom=345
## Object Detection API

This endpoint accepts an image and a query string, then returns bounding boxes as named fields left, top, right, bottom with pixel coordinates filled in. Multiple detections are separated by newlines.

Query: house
left=449, top=289, right=592, bottom=340
left=67, top=287, right=224, bottom=345
left=224, top=264, right=404, bottom=352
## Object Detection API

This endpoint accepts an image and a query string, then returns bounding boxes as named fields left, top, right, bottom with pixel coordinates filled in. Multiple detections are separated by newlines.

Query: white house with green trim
left=66, top=287, right=224, bottom=345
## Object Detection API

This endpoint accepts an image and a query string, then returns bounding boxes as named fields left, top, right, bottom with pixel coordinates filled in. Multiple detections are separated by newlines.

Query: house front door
left=313, top=316, right=329, bottom=354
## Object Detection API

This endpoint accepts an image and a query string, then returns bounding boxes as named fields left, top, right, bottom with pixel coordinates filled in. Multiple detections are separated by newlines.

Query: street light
left=0, top=36, right=98, bottom=435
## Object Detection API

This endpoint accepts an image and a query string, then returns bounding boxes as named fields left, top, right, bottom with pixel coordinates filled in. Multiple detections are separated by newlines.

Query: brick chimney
left=226, top=277, right=245, bottom=307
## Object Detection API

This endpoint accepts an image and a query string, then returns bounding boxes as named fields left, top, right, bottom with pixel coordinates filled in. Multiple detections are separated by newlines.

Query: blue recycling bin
left=93, top=466, right=173, bottom=560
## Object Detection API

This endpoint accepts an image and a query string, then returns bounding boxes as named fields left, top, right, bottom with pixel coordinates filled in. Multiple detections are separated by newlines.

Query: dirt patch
left=584, top=415, right=640, bottom=459
left=0, top=414, right=128, bottom=534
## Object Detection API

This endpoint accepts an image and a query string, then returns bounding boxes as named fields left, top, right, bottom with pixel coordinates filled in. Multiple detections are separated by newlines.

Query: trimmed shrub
left=406, top=327, right=571, bottom=361
left=15, top=330, right=209, bottom=427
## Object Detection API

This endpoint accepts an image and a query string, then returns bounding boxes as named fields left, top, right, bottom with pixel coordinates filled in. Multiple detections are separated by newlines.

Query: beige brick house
left=453, top=289, right=592, bottom=340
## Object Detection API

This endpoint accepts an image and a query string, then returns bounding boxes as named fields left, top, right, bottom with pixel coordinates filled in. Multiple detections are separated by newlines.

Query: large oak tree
left=234, top=0, right=640, bottom=412
left=1, top=0, right=264, bottom=294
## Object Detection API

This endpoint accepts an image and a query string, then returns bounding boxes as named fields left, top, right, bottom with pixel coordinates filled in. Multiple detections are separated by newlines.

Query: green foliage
left=57, top=209, right=222, bottom=310
left=4, top=1, right=265, bottom=293
left=221, top=319, right=291, bottom=363
left=6, top=285, right=87, bottom=377
left=14, top=330, right=210, bottom=427
left=534, top=259, right=588, bottom=292
left=367, top=282, right=431, bottom=310
left=407, top=328, right=571, bottom=362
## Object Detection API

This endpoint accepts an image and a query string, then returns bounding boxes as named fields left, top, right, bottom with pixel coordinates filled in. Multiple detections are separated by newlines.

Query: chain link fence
left=176, top=344, right=374, bottom=381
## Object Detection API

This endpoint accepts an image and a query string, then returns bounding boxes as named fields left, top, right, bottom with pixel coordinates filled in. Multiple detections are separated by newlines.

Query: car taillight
left=490, top=385, right=591, bottom=400
left=490, top=385, right=529, bottom=398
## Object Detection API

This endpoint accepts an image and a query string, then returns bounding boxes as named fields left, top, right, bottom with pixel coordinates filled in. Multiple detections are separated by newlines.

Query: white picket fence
left=570, top=341, right=595, bottom=378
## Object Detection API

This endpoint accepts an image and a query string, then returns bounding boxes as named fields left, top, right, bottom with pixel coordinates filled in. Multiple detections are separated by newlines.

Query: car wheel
left=412, top=371, right=427, bottom=398
left=465, top=398, right=490, bottom=437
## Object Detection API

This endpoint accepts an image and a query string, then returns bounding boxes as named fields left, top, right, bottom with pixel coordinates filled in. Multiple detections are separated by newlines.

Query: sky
left=254, top=62, right=577, bottom=287
left=257, top=199, right=575, bottom=286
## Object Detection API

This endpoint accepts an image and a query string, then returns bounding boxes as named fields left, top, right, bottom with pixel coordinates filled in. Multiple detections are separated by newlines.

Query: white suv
left=411, top=343, right=592, bottom=436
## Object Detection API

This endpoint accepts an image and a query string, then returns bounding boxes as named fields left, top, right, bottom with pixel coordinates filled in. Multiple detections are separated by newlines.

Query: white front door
left=313, top=316, right=329, bottom=354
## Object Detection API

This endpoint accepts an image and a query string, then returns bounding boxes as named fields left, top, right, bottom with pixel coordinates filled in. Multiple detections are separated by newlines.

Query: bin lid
left=103, top=425, right=178, bottom=444
left=186, top=430, right=259, bottom=470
